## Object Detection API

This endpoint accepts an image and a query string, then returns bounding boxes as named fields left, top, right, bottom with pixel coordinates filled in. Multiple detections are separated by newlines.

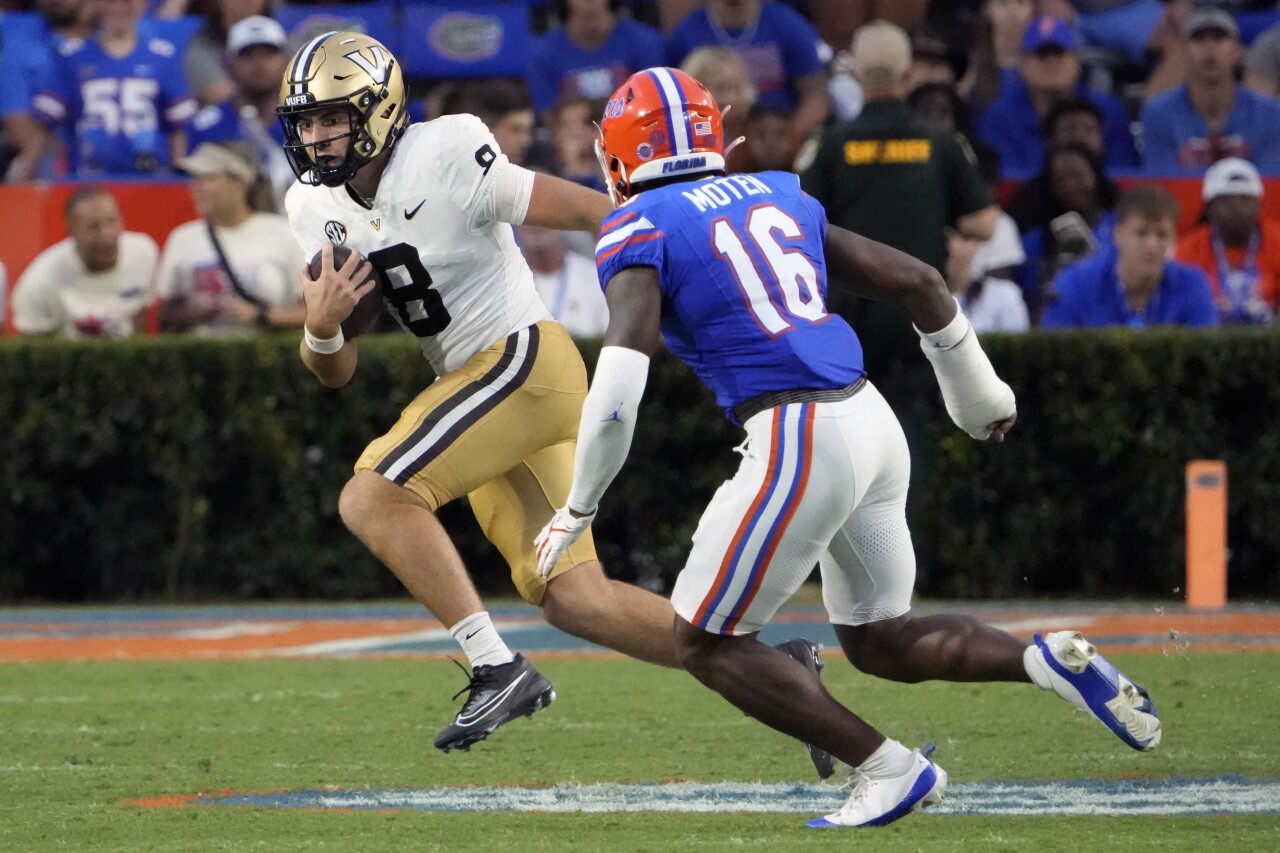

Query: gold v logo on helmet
left=344, top=46, right=391, bottom=86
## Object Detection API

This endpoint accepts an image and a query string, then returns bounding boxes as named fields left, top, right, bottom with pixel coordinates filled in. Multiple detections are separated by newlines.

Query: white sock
left=450, top=611, right=515, bottom=669
left=857, top=738, right=915, bottom=779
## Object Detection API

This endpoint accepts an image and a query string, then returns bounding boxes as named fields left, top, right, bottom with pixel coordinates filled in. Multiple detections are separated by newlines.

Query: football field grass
left=2, top=643, right=1278, bottom=851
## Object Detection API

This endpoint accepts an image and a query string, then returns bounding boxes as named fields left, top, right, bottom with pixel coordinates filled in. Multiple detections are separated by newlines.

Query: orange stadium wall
left=1, top=182, right=197, bottom=335
left=5, top=176, right=1280, bottom=336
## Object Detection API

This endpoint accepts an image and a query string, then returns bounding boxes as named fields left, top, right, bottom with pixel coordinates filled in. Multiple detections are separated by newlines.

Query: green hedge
left=1, top=329, right=1276, bottom=602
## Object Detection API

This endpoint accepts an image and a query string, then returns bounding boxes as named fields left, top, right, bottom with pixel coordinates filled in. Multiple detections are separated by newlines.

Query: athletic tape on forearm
left=566, top=346, right=651, bottom=513
left=915, top=305, right=1015, bottom=438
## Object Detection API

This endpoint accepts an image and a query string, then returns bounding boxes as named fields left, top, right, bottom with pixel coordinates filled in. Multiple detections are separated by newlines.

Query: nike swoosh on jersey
left=454, top=671, right=530, bottom=726
left=405, top=200, right=426, bottom=219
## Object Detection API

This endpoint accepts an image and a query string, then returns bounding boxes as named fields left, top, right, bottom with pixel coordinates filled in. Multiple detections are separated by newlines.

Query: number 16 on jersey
left=712, top=204, right=827, bottom=338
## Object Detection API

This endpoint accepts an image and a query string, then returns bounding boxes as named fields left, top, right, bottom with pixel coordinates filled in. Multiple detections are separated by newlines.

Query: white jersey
left=12, top=233, right=157, bottom=337
left=531, top=250, right=609, bottom=339
left=285, top=116, right=551, bottom=375
left=154, top=213, right=305, bottom=334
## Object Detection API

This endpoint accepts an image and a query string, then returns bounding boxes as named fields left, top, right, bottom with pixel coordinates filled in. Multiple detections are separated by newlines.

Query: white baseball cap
left=177, top=142, right=257, bottom=182
left=226, top=15, right=287, bottom=55
left=1203, top=157, right=1263, bottom=202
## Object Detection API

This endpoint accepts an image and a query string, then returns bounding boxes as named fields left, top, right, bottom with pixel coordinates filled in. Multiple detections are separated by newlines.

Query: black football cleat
left=434, top=653, right=556, bottom=753
left=774, top=638, right=839, bottom=779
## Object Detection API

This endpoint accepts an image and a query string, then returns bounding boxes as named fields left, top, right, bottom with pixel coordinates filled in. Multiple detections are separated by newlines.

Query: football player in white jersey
left=275, top=32, right=834, bottom=762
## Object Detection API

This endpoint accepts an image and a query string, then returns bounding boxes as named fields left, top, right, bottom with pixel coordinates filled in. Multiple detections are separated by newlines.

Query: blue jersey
left=1140, top=85, right=1280, bottom=175
left=595, top=171, right=864, bottom=421
left=528, top=18, right=666, bottom=116
left=0, top=12, right=78, bottom=177
left=188, top=101, right=285, bottom=148
left=665, top=2, right=826, bottom=111
left=33, top=30, right=196, bottom=176
left=1042, top=247, right=1219, bottom=329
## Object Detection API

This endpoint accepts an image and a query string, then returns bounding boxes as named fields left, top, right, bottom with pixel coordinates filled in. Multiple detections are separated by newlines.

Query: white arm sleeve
left=565, top=345, right=651, bottom=512
left=916, top=300, right=1016, bottom=440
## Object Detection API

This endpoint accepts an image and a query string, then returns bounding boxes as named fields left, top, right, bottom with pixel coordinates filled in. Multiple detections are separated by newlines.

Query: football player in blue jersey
left=31, top=0, right=196, bottom=176
left=536, top=68, right=1162, bottom=829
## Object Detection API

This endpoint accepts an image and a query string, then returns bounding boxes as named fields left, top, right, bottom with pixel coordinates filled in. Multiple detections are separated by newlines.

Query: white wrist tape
left=566, top=346, right=651, bottom=512
left=915, top=298, right=971, bottom=351
left=304, top=325, right=345, bottom=355
left=916, top=305, right=1016, bottom=440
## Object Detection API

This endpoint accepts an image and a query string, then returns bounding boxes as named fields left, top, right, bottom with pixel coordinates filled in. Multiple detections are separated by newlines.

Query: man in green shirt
left=801, top=21, right=999, bottom=381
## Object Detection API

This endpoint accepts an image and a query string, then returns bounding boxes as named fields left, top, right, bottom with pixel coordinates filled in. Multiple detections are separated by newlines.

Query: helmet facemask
left=276, top=32, right=408, bottom=188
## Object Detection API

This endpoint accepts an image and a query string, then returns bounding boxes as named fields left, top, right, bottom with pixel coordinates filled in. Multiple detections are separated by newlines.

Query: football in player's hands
left=307, top=244, right=385, bottom=338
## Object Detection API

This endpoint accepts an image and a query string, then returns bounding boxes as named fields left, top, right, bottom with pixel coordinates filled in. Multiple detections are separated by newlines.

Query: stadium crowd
left=3, top=0, right=1280, bottom=336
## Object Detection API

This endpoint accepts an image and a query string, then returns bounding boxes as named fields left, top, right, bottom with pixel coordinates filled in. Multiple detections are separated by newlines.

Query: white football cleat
left=1025, top=631, right=1162, bottom=751
left=806, top=748, right=947, bottom=828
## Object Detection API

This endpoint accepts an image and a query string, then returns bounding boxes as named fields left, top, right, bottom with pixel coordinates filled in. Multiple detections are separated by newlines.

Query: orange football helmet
left=596, top=67, right=727, bottom=205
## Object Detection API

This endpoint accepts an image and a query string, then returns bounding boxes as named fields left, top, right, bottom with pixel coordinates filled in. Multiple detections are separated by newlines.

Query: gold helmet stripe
left=289, top=31, right=338, bottom=97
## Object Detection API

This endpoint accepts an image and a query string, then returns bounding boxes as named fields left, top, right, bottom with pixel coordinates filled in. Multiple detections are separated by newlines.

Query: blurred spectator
left=1141, top=7, right=1280, bottom=174
left=540, top=95, right=607, bottom=257
left=737, top=102, right=795, bottom=172
left=1019, top=142, right=1120, bottom=314
left=183, top=0, right=276, bottom=107
left=1176, top=156, right=1280, bottom=322
left=960, top=0, right=1036, bottom=114
left=0, top=260, right=6, bottom=328
left=32, top=0, right=197, bottom=177
left=1040, top=0, right=1175, bottom=65
left=907, top=82, right=963, bottom=132
left=546, top=94, right=607, bottom=192
left=12, top=186, right=156, bottom=337
left=800, top=21, right=998, bottom=377
left=903, top=29, right=958, bottom=93
left=518, top=222, right=609, bottom=338
left=188, top=15, right=292, bottom=207
left=1244, top=17, right=1280, bottom=95
left=155, top=142, right=305, bottom=334
left=805, top=0, right=929, bottom=56
left=680, top=44, right=755, bottom=171
left=1042, top=184, right=1219, bottom=328
left=946, top=143, right=1031, bottom=333
left=0, top=0, right=93, bottom=181
left=666, top=0, right=829, bottom=151
left=528, top=0, right=665, bottom=118
left=947, top=228, right=1031, bottom=333
left=975, top=15, right=1138, bottom=179
left=907, top=79, right=1002, bottom=180
left=444, top=80, right=536, bottom=166
left=1006, top=98, right=1107, bottom=232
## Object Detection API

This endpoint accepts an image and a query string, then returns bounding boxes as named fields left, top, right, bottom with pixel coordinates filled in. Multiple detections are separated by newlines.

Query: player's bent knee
left=672, top=620, right=723, bottom=681
left=337, top=474, right=374, bottom=534
left=337, top=470, right=422, bottom=535
left=837, top=617, right=920, bottom=680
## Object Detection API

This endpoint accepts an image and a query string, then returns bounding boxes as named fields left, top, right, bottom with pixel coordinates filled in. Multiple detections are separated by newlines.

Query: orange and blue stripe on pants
left=693, top=403, right=816, bottom=635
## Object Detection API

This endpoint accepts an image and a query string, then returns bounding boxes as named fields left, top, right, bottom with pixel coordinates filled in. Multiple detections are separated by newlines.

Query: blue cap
left=1022, top=16, right=1080, bottom=53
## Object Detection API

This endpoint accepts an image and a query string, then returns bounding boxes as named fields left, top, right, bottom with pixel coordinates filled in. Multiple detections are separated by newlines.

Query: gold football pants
left=355, top=321, right=597, bottom=603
